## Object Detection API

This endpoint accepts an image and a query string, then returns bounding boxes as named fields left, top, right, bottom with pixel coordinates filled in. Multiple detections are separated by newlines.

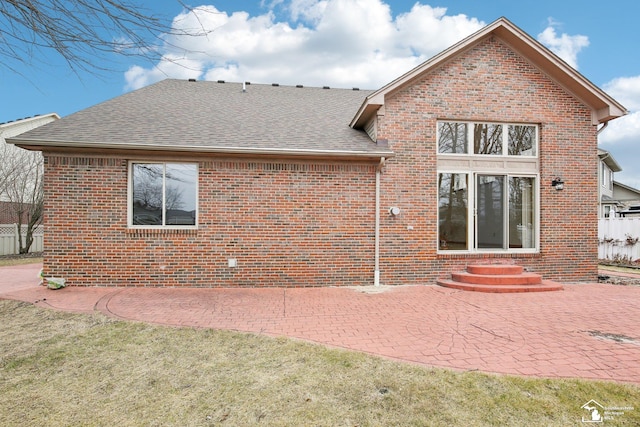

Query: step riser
left=466, top=265, right=523, bottom=275
left=437, top=264, right=563, bottom=293
left=451, top=272, right=542, bottom=286
left=437, top=279, right=563, bottom=293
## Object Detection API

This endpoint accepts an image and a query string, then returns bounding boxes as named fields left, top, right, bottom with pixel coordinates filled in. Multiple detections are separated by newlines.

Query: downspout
left=597, top=121, right=608, bottom=135
left=374, top=157, right=385, bottom=286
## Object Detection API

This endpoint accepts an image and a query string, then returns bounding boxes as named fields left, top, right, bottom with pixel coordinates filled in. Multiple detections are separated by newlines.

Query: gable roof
left=350, top=17, right=627, bottom=128
left=9, top=80, right=392, bottom=159
left=613, top=180, right=640, bottom=199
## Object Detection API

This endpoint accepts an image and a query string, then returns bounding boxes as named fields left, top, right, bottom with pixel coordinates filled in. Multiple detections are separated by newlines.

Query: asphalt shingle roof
left=11, top=79, right=392, bottom=158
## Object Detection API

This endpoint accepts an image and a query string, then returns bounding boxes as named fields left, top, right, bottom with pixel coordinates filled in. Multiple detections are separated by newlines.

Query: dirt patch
left=585, top=330, right=638, bottom=345
left=598, top=274, right=640, bottom=286
left=0, top=252, right=42, bottom=261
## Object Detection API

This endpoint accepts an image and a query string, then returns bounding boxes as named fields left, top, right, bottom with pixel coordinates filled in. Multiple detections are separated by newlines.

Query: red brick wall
left=42, top=156, right=377, bottom=287
left=42, top=36, right=601, bottom=287
left=376, top=36, right=598, bottom=283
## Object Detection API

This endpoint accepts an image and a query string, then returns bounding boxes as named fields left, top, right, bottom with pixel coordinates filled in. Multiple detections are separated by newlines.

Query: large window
left=437, top=120, right=538, bottom=252
left=439, top=173, right=536, bottom=251
left=130, top=163, right=197, bottom=227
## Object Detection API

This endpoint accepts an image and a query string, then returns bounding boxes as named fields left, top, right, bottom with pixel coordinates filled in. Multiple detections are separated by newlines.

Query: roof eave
left=598, top=148, right=623, bottom=172
left=8, top=138, right=394, bottom=160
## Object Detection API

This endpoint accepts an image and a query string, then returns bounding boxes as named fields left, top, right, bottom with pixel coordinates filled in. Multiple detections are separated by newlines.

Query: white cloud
left=599, top=111, right=640, bottom=144
left=536, top=21, right=589, bottom=69
left=287, top=0, right=327, bottom=23
left=603, top=76, right=640, bottom=111
left=599, top=75, right=640, bottom=189
left=120, top=2, right=640, bottom=190
left=124, top=1, right=484, bottom=90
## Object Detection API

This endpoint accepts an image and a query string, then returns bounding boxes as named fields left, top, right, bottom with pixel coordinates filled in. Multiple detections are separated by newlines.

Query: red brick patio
left=2, top=263, right=639, bottom=384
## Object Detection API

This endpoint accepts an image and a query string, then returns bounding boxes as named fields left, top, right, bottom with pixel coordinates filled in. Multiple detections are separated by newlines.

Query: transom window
left=129, top=162, right=198, bottom=227
left=438, top=121, right=537, bottom=156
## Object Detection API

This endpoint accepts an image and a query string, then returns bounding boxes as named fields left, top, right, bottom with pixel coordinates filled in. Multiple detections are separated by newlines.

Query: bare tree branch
left=0, top=0, right=214, bottom=75
left=0, top=141, right=43, bottom=253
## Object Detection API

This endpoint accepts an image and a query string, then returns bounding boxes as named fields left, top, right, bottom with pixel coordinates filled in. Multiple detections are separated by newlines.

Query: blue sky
left=2, top=0, right=639, bottom=185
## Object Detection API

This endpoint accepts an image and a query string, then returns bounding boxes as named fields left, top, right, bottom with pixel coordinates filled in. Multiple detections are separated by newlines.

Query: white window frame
left=437, top=171, right=539, bottom=253
left=438, top=120, right=538, bottom=157
left=437, top=121, right=540, bottom=254
left=128, top=161, right=199, bottom=229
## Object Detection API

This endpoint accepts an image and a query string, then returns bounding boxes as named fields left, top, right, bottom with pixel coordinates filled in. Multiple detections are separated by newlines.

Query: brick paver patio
left=2, top=263, right=639, bottom=383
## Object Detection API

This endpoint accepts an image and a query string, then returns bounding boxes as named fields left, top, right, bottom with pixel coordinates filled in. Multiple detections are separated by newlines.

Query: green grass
left=1, top=300, right=638, bottom=426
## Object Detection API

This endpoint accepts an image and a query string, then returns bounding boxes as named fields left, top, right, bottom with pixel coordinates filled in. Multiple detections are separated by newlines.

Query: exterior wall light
left=389, top=207, right=400, bottom=216
left=551, top=178, right=564, bottom=191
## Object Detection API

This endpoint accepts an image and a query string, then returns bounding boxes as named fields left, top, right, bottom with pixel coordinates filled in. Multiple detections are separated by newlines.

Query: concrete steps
left=437, top=264, right=563, bottom=293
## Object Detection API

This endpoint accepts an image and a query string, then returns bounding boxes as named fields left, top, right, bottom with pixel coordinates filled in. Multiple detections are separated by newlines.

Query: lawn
left=1, top=300, right=638, bottom=426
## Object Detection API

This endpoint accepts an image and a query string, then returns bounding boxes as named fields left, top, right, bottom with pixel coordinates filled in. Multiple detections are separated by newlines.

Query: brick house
left=9, top=18, right=626, bottom=287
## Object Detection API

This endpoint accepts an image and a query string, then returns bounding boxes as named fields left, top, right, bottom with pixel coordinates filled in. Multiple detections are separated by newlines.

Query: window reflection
left=438, top=122, right=468, bottom=154
left=476, top=175, right=505, bottom=249
left=132, top=163, right=163, bottom=225
left=508, top=125, right=536, bottom=156
left=166, top=164, right=196, bottom=226
left=132, top=163, right=197, bottom=227
left=474, top=124, right=503, bottom=155
left=509, top=177, right=535, bottom=249
left=438, top=173, right=468, bottom=250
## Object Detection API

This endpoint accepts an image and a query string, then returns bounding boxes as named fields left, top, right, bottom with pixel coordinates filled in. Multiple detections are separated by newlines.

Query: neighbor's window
left=130, top=163, right=197, bottom=227
left=438, top=121, right=537, bottom=156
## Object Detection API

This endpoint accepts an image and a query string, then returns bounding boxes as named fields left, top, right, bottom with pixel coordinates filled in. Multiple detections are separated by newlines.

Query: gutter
left=7, top=138, right=394, bottom=159
left=597, top=121, right=609, bottom=135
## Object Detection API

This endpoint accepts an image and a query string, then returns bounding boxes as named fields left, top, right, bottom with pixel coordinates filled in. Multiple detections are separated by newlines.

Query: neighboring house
left=597, top=148, right=640, bottom=217
left=598, top=148, right=622, bottom=218
left=0, top=114, right=60, bottom=141
left=0, top=201, right=32, bottom=224
left=598, top=148, right=623, bottom=217
left=0, top=113, right=58, bottom=226
left=615, top=181, right=640, bottom=217
left=0, top=114, right=59, bottom=202
left=8, top=18, right=627, bottom=286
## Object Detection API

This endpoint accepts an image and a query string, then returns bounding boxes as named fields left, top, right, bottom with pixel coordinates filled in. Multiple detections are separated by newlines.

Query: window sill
left=126, top=227, right=198, bottom=237
left=437, top=251, right=540, bottom=259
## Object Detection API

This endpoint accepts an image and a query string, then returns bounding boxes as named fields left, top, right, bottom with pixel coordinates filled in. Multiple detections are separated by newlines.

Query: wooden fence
left=0, top=224, right=44, bottom=256
left=598, top=217, right=640, bottom=261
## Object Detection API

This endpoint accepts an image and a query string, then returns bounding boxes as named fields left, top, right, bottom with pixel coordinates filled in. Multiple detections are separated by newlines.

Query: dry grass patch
left=1, top=300, right=638, bottom=426
left=0, top=256, right=42, bottom=267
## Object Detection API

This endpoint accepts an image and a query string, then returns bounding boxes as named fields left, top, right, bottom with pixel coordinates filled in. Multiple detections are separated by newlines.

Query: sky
left=2, top=0, right=639, bottom=186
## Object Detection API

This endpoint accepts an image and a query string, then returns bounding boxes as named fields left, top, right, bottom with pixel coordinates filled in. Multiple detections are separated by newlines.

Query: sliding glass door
left=439, top=173, right=536, bottom=251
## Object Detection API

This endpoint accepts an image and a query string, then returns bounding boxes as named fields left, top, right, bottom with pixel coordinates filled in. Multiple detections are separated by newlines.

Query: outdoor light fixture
left=551, top=178, right=565, bottom=191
